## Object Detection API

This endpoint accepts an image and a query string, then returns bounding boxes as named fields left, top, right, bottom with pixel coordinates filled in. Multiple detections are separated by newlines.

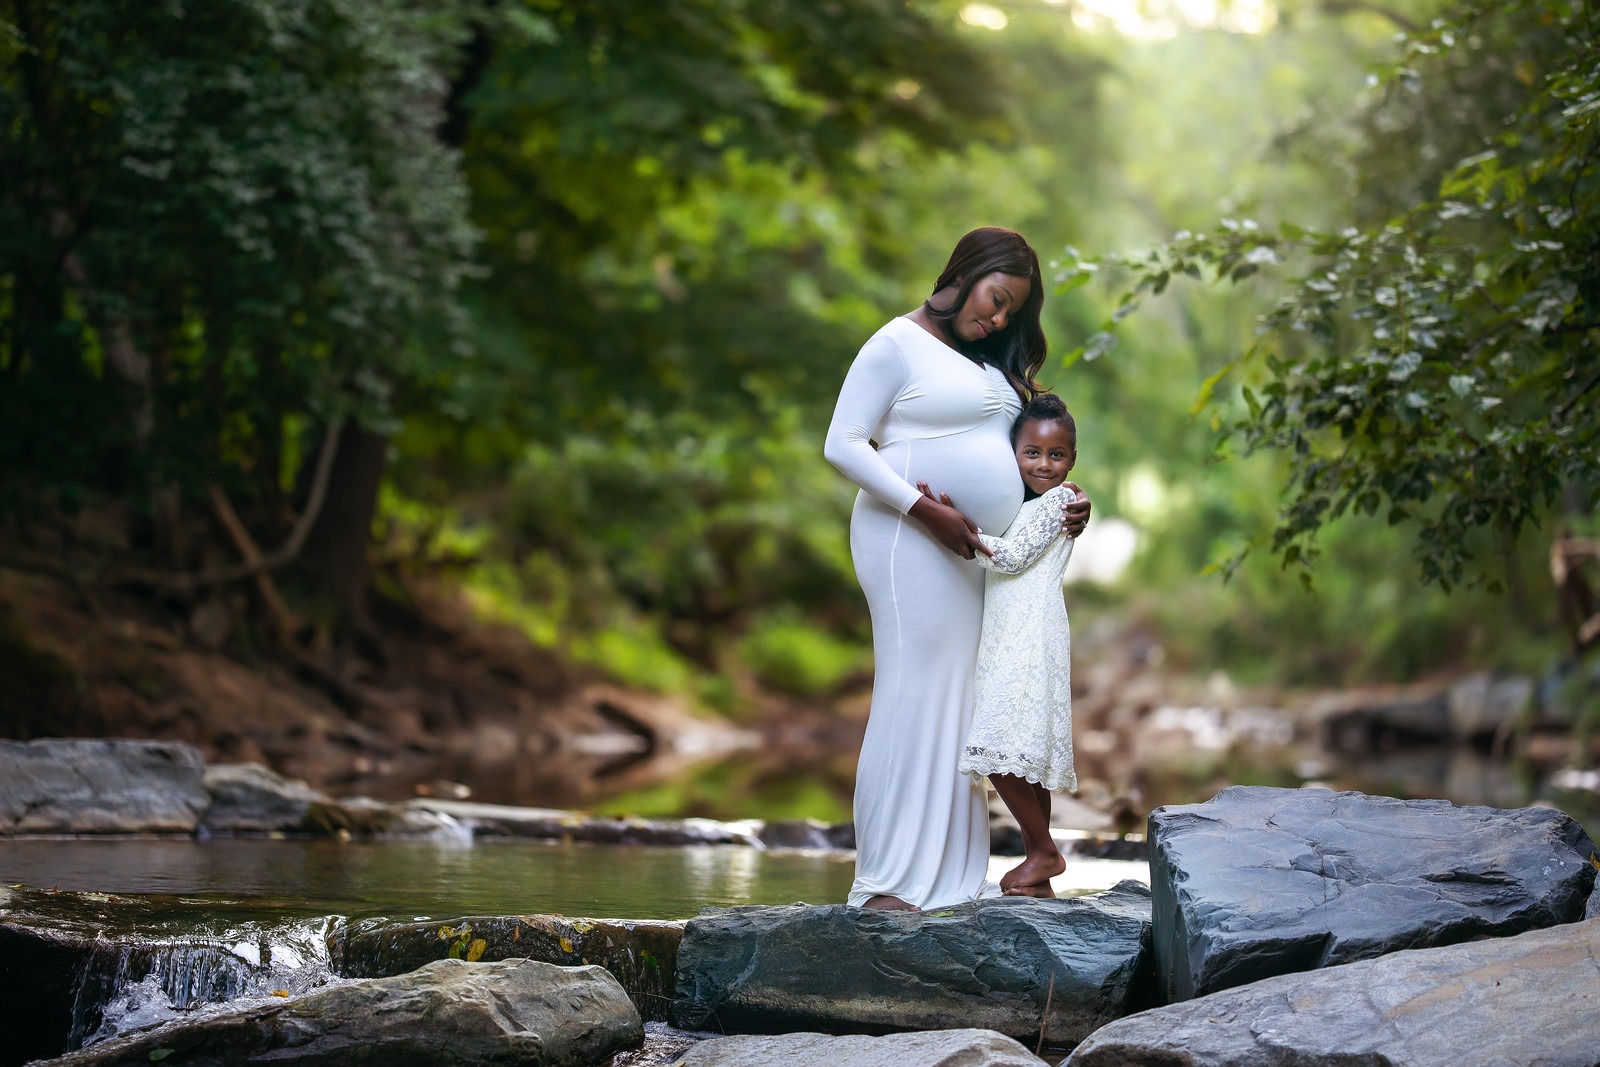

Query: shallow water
left=0, top=837, right=863, bottom=922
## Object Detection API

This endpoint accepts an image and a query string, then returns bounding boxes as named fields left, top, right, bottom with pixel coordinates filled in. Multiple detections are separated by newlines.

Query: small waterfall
left=67, top=917, right=346, bottom=1050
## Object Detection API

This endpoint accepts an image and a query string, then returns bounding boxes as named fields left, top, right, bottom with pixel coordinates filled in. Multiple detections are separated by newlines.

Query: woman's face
left=951, top=271, right=1032, bottom=343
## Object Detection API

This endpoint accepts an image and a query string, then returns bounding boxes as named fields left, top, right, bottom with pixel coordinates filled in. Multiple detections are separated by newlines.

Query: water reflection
left=0, top=838, right=857, bottom=921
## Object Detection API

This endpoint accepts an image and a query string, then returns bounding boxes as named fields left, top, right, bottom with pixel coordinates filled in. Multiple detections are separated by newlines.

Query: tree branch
left=107, top=422, right=342, bottom=592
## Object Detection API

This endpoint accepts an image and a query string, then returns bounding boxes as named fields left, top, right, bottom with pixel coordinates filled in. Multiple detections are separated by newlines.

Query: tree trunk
left=296, top=422, right=389, bottom=636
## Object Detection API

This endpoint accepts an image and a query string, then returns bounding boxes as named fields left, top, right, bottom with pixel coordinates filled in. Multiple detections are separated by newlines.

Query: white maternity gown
left=823, top=315, right=1023, bottom=909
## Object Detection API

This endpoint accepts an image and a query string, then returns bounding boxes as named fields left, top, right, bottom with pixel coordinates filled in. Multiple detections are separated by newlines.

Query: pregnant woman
left=824, top=227, right=1091, bottom=910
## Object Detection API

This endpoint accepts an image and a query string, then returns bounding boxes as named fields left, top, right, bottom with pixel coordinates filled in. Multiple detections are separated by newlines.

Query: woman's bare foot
left=1003, top=879, right=1057, bottom=898
left=1000, top=851, right=1066, bottom=893
left=861, top=894, right=920, bottom=911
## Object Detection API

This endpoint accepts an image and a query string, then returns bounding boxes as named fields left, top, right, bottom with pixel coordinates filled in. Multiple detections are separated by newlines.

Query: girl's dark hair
left=926, top=227, right=1048, bottom=400
left=1010, top=392, right=1076, bottom=450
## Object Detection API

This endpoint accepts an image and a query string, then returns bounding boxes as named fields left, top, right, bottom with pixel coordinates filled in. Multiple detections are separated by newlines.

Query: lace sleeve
left=976, top=485, right=1075, bottom=574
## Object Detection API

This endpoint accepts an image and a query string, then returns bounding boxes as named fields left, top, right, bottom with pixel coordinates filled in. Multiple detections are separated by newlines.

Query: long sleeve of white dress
left=976, top=485, right=1076, bottom=574
left=823, top=333, right=924, bottom=516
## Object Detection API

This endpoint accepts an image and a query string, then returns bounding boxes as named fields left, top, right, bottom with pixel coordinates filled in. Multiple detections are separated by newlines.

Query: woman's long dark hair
left=925, top=227, right=1047, bottom=400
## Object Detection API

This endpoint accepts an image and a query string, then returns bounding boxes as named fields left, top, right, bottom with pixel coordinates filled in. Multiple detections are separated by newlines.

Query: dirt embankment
left=0, top=564, right=744, bottom=810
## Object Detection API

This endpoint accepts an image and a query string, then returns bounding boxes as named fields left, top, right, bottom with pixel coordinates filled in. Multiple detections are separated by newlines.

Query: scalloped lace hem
left=959, top=756, right=1077, bottom=793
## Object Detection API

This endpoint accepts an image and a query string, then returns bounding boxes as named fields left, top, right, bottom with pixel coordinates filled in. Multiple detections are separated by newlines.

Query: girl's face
left=950, top=271, right=1031, bottom=343
left=1014, top=419, right=1076, bottom=496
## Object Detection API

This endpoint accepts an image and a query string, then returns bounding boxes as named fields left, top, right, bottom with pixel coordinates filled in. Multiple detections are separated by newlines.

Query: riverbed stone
left=1067, top=916, right=1600, bottom=1066
left=406, top=798, right=763, bottom=845
left=0, top=738, right=208, bottom=834
left=200, top=761, right=330, bottom=833
left=1148, top=785, right=1598, bottom=1002
left=38, top=957, right=643, bottom=1066
left=681, top=1029, right=1050, bottom=1066
left=670, top=880, right=1153, bottom=1046
left=328, top=913, right=683, bottom=1020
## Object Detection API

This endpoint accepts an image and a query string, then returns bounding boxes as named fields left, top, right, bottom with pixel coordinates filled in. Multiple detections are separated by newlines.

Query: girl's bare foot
left=862, top=894, right=920, bottom=911
left=1000, top=851, right=1066, bottom=893
left=1003, top=879, right=1057, bottom=898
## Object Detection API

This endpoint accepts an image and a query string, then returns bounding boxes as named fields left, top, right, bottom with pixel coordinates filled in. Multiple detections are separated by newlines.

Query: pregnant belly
left=884, top=433, right=1023, bottom=534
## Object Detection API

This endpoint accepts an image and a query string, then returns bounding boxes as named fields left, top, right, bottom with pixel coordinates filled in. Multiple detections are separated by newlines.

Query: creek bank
left=1066, top=916, right=1600, bottom=1066
left=36, top=958, right=641, bottom=1067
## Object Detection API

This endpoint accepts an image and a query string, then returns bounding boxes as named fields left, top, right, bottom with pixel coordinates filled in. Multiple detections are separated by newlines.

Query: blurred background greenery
left=2, top=0, right=1595, bottom=822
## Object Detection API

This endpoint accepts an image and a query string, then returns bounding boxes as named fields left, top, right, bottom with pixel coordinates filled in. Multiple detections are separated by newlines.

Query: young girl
left=922, top=392, right=1079, bottom=898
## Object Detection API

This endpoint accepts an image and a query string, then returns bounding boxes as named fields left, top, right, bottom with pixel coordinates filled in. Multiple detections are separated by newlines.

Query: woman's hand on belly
left=1062, top=481, right=1092, bottom=538
left=909, top=485, right=990, bottom=560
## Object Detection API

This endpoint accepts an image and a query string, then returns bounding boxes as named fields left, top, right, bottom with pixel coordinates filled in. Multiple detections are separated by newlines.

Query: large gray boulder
left=670, top=881, right=1153, bottom=1046
left=1149, top=785, right=1597, bottom=1002
left=0, top=739, right=208, bottom=834
left=200, top=762, right=329, bottom=833
left=328, top=913, right=683, bottom=1020
left=39, top=958, right=643, bottom=1066
left=681, top=1030, right=1050, bottom=1066
left=1067, top=916, right=1600, bottom=1066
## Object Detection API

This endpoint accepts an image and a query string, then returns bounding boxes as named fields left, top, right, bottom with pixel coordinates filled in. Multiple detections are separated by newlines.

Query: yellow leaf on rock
left=559, top=937, right=575, bottom=953
left=466, top=939, right=487, bottom=962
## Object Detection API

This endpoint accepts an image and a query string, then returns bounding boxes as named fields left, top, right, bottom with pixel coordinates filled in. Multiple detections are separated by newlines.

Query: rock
left=1320, top=690, right=1452, bottom=753
left=670, top=881, right=1153, bottom=1046
left=1447, top=672, right=1533, bottom=740
left=41, top=958, right=643, bottom=1066
left=328, top=914, right=683, bottom=1020
left=0, top=738, right=208, bottom=834
left=303, top=796, right=468, bottom=839
left=1148, top=785, right=1598, bottom=1002
left=200, top=762, right=330, bottom=833
left=681, top=1029, right=1050, bottom=1066
left=755, top=818, right=834, bottom=849
left=1589, top=884, right=1600, bottom=921
left=406, top=799, right=763, bottom=846
left=1066, top=917, right=1600, bottom=1066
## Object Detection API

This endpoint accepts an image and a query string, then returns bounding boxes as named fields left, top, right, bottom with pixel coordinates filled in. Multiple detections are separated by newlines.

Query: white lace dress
left=961, top=484, right=1077, bottom=792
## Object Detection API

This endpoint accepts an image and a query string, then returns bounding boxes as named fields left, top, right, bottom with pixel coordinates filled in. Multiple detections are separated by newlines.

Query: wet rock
left=0, top=892, right=88, bottom=1066
left=328, top=914, right=683, bottom=1021
left=41, top=958, right=642, bottom=1066
left=1067, top=917, right=1600, bottom=1066
left=681, top=1029, right=1050, bottom=1066
left=0, top=738, right=208, bottom=834
left=405, top=798, right=762, bottom=846
left=1148, top=785, right=1598, bottom=1002
left=200, top=762, right=329, bottom=833
left=671, top=881, right=1153, bottom=1046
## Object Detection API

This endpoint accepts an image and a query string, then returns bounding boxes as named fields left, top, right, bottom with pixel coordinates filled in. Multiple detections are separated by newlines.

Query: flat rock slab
left=1148, top=785, right=1598, bottom=1001
left=681, top=1029, right=1050, bottom=1066
left=1067, top=916, right=1600, bottom=1066
left=670, top=880, right=1153, bottom=1046
left=0, top=738, right=208, bottom=834
left=329, top=913, right=683, bottom=1020
left=40, top=958, right=643, bottom=1067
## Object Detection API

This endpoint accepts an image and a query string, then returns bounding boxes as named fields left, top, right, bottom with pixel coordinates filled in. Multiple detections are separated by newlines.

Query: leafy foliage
left=0, top=0, right=477, bottom=514
left=1079, top=0, right=1599, bottom=589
